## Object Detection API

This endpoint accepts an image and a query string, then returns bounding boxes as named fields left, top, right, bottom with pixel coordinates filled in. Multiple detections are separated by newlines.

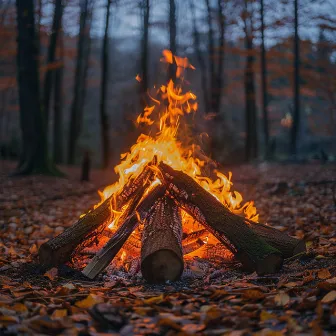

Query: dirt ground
left=0, top=160, right=335, bottom=335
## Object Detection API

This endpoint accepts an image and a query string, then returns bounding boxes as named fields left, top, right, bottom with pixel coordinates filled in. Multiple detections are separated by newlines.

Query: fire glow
left=93, top=50, right=258, bottom=261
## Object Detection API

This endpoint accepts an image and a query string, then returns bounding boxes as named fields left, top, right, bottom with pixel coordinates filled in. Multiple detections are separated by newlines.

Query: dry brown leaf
left=0, top=315, right=19, bottom=326
left=321, top=290, right=336, bottom=304
left=260, top=310, right=276, bottom=322
left=317, top=269, right=331, bottom=280
left=242, top=289, right=266, bottom=300
left=75, top=294, right=103, bottom=309
left=144, top=294, right=164, bottom=305
left=12, top=303, right=28, bottom=313
left=157, top=317, right=181, bottom=331
left=51, top=309, right=67, bottom=319
left=29, top=244, right=37, bottom=255
left=274, top=292, right=290, bottom=306
left=284, top=282, right=301, bottom=288
left=44, top=267, right=58, bottom=281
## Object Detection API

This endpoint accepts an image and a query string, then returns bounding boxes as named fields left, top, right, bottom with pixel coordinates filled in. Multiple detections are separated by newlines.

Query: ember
left=39, top=51, right=305, bottom=283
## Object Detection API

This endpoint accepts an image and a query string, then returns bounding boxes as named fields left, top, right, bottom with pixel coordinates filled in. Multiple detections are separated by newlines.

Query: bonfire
left=39, top=50, right=305, bottom=283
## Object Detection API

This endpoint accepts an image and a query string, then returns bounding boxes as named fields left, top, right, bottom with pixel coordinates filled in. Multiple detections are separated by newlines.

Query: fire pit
left=38, top=51, right=305, bottom=283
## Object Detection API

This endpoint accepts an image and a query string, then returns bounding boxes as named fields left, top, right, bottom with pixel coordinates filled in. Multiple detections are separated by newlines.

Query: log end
left=255, top=253, right=283, bottom=275
left=237, top=250, right=283, bottom=275
left=292, top=239, right=306, bottom=257
left=141, top=249, right=184, bottom=284
left=38, top=243, right=55, bottom=268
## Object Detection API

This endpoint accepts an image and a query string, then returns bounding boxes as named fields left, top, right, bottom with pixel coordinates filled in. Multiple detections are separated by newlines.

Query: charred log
left=39, top=167, right=153, bottom=267
left=183, top=238, right=204, bottom=255
left=158, top=162, right=283, bottom=275
left=141, top=195, right=183, bottom=283
left=182, top=229, right=207, bottom=245
left=82, top=185, right=166, bottom=279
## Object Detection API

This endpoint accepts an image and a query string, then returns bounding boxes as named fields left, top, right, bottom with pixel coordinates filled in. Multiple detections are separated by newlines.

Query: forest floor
left=0, top=160, right=336, bottom=335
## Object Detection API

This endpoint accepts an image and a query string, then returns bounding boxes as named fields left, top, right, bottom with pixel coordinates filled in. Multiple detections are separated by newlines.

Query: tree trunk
left=140, top=0, right=150, bottom=109
left=43, top=0, right=63, bottom=127
left=53, top=25, right=64, bottom=164
left=82, top=185, right=166, bottom=279
left=67, top=0, right=89, bottom=164
left=260, top=0, right=269, bottom=158
left=78, top=6, right=92, bottom=137
left=141, top=195, right=183, bottom=283
left=290, top=0, right=300, bottom=157
left=158, top=162, right=283, bottom=275
left=14, top=0, right=57, bottom=175
left=205, top=0, right=215, bottom=113
left=39, top=167, right=154, bottom=267
left=189, top=0, right=209, bottom=112
left=168, top=0, right=177, bottom=80
left=243, top=0, right=258, bottom=162
left=99, top=0, right=111, bottom=169
left=213, top=0, right=225, bottom=115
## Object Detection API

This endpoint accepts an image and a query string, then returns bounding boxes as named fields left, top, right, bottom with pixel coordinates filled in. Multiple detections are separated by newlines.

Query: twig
left=284, top=251, right=307, bottom=263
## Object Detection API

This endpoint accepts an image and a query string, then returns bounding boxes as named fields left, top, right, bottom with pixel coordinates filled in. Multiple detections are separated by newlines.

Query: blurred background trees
left=0, top=0, right=335, bottom=174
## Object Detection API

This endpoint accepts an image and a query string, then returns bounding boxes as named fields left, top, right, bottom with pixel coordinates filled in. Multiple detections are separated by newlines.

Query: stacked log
left=141, top=195, right=183, bottom=283
left=39, top=167, right=153, bottom=267
left=158, top=162, right=284, bottom=275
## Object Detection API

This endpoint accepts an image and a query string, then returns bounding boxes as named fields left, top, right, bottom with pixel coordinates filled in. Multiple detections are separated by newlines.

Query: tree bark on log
left=158, top=162, right=283, bottom=275
left=141, top=195, right=183, bottom=283
left=82, top=185, right=166, bottom=279
left=39, top=168, right=153, bottom=267
left=247, top=221, right=306, bottom=258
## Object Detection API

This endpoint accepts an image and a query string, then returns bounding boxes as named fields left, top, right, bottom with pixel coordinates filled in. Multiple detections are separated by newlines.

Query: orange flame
left=92, top=50, right=258, bottom=240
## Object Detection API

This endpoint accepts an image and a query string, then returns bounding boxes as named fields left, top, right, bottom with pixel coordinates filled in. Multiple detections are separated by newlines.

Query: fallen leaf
left=274, top=292, right=290, bottom=306
left=318, top=276, right=336, bottom=291
left=75, top=294, right=103, bottom=309
left=321, top=290, right=336, bottom=304
left=51, top=309, right=67, bottom=319
left=157, top=317, right=181, bottom=331
left=12, top=303, right=28, bottom=313
left=242, top=289, right=266, bottom=300
left=260, top=310, right=276, bottom=322
left=44, top=267, right=58, bottom=281
left=182, top=323, right=206, bottom=333
left=318, top=269, right=331, bottom=280
left=284, top=282, right=300, bottom=288
left=144, top=294, right=164, bottom=305
left=0, top=315, right=19, bottom=326
left=29, top=244, right=37, bottom=255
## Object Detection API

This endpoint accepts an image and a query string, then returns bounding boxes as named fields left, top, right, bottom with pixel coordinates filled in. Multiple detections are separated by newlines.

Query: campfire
left=39, top=51, right=305, bottom=283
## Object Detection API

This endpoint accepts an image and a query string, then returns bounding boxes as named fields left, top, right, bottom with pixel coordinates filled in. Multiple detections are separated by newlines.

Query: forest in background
left=0, top=0, right=335, bottom=173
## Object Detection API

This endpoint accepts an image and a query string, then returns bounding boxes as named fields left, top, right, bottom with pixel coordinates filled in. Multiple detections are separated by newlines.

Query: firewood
left=141, top=196, right=184, bottom=283
left=82, top=185, right=166, bottom=279
left=182, top=229, right=207, bottom=245
left=247, top=221, right=306, bottom=258
left=39, top=167, right=153, bottom=267
left=183, top=239, right=205, bottom=255
left=158, top=162, right=283, bottom=275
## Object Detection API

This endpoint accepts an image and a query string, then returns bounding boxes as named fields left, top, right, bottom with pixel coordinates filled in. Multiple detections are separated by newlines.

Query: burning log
left=182, top=229, right=207, bottom=245
left=39, top=167, right=153, bottom=267
left=82, top=185, right=166, bottom=279
left=158, top=162, right=283, bottom=275
left=183, top=239, right=205, bottom=255
left=141, top=195, right=184, bottom=283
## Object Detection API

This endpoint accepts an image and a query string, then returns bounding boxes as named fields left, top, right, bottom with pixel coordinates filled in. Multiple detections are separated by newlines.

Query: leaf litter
left=0, top=161, right=336, bottom=334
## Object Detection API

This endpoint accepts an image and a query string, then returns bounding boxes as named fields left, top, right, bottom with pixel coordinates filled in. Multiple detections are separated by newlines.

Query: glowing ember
left=91, top=50, right=258, bottom=260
